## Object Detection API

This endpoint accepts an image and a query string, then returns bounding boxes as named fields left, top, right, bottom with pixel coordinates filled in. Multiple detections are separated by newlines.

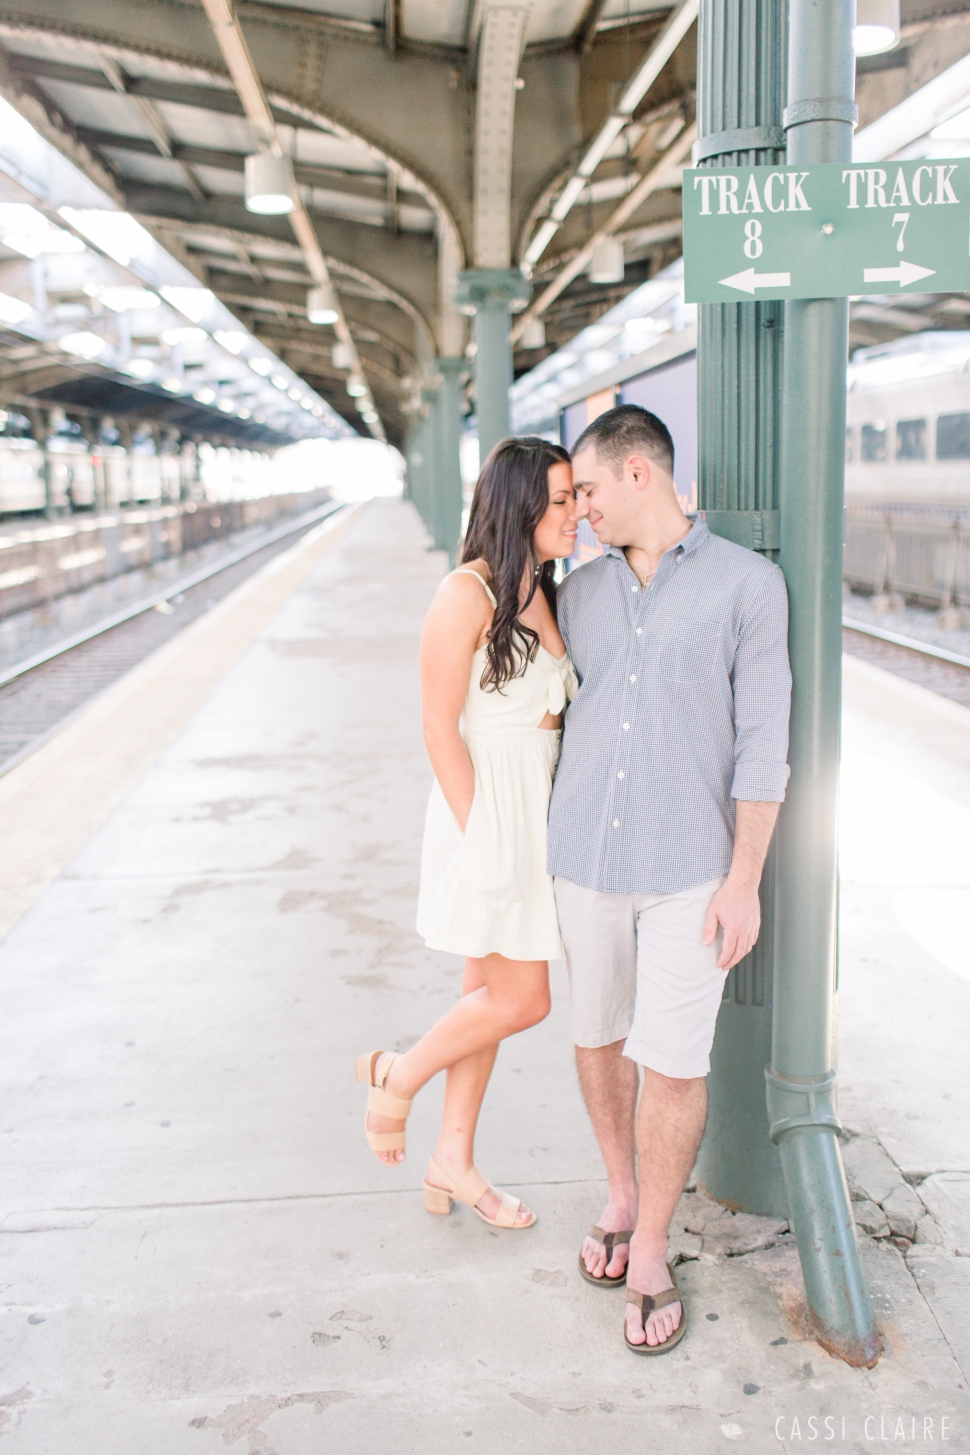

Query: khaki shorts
left=554, top=875, right=728, bottom=1080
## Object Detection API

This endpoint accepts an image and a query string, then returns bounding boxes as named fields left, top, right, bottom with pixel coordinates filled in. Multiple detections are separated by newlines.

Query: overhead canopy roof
left=0, top=0, right=968, bottom=446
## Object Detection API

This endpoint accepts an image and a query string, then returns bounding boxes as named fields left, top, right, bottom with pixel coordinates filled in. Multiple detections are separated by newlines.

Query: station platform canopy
left=1, top=1, right=970, bottom=448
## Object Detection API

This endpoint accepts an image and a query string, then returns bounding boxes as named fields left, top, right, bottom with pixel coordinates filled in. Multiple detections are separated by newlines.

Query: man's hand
left=703, top=879, right=762, bottom=970
left=703, top=800, right=781, bottom=970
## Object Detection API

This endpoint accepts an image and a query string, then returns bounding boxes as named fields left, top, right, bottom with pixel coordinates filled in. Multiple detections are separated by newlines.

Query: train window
left=860, top=423, right=887, bottom=462
left=936, top=412, right=970, bottom=459
left=845, top=426, right=854, bottom=463
left=896, top=418, right=926, bottom=461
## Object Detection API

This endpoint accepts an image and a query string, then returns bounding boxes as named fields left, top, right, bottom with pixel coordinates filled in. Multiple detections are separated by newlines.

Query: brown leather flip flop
left=578, top=1224, right=634, bottom=1287
left=624, top=1263, right=687, bottom=1354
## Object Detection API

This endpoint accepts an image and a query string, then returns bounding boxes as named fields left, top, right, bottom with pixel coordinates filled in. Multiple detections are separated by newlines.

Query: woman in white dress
left=356, top=437, right=578, bottom=1229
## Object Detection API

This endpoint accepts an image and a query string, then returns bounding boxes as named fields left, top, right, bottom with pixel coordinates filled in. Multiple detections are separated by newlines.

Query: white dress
left=416, top=570, right=578, bottom=962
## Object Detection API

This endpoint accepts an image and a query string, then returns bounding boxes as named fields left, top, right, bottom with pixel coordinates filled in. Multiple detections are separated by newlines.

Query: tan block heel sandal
left=624, top=1263, right=687, bottom=1355
left=423, top=1157, right=536, bottom=1229
left=355, top=1049, right=412, bottom=1160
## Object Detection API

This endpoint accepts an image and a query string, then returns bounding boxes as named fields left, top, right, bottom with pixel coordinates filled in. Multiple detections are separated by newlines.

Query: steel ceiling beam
left=74, top=125, right=428, bottom=213
left=94, top=53, right=209, bottom=204
left=510, top=119, right=695, bottom=341
left=522, top=0, right=697, bottom=267
left=200, top=0, right=384, bottom=438
left=4, top=53, right=312, bottom=129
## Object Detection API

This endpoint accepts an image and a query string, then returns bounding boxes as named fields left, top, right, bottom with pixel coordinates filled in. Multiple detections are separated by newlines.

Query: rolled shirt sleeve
left=730, top=566, right=792, bottom=803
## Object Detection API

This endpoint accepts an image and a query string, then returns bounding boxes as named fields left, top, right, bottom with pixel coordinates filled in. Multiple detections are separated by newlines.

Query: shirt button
left=636, top=628, right=642, bottom=635
left=623, top=723, right=629, bottom=730
left=630, top=674, right=636, bottom=683
left=631, top=584, right=638, bottom=593
left=617, top=771, right=624, bottom=779
left=613, top=819, right=620, bottom=828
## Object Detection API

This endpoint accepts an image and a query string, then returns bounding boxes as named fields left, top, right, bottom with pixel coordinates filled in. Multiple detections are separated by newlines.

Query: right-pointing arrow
left=862, top=260, right=936, bottom=287
left=719, top=267, right=792, bottom=294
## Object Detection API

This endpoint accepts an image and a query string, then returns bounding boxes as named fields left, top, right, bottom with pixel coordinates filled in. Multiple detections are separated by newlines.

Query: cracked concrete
left=0, top=501, right=968, bottom=1452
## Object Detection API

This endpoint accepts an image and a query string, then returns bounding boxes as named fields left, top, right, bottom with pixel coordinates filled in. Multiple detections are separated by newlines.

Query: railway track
left=842, top=617, right=970, bottom=710
left=1, top=526, right=965, bottom=781
left=0, top=499, right=346, bottom=776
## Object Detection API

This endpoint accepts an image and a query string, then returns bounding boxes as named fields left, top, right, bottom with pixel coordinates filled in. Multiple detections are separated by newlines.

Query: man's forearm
left=728, top=800, right=781, bottom=889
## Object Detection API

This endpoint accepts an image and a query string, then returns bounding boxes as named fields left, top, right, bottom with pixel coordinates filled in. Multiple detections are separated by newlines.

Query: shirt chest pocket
left=657, top=619, right=722, bottom=684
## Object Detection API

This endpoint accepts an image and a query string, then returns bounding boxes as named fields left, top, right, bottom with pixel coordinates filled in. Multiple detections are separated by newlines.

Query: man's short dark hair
left=571, top=403, right=674, bottom=478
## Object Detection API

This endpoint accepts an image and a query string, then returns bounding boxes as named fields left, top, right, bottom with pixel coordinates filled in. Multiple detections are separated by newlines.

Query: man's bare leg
left=575, top=1042, right=639, bottom=1280
left=625, top=1067, right=707, bottom=1347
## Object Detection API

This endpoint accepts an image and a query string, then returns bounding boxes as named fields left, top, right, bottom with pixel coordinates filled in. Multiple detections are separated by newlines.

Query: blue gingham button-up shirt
left=548, top=519, right=791, bottom=895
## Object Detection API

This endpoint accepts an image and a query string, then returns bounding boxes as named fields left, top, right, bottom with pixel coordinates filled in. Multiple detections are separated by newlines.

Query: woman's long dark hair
left=462, top=435, right=571, bottom=692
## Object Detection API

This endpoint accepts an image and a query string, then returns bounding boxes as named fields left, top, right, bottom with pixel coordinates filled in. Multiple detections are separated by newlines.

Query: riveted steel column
left=455, top=269, right=532, bottom=459
left=406, top=411, right=432, bottom=534
left=693, top=0, right=789, bottom=1219
left=433, top=357, right=465, bottom=558
left=770, top=0, right=881, bottom=1368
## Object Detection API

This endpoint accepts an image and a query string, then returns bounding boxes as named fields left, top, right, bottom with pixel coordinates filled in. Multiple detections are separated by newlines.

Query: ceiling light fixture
left=271, top=374, right=288, bottom=391
left=853, top=0, right=900, bottom=54
left=59, top=331, right=106, bottom=360
left=520, top=317, right=546, bottom=349
left=306, top=284, right=339, bottom=324
left=248, top=357, right=273, bottom=376
left=214, top=329, right=248, bottom=355
left=58, top=208, right=152, bottom=265
left=332, top=341, right=354, bottom=370
left=162, top=326, right=207, bottom=346
left=588, top=239, right=625, bottom=285
left=100, top=287, right=161, bottom=313
left=160, top=286, right=217, bottom=324
left=244, top=154, right=295, bottom=215
left=0, top=290, right=32, bottom=325
left=346, top=374, right=367, bottom=398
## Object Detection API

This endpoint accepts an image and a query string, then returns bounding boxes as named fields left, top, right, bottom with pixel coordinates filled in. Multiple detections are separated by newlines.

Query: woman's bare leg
left=365, top=950, right=550, bottom=1202
left=422, top=958, right=531, bottom=1224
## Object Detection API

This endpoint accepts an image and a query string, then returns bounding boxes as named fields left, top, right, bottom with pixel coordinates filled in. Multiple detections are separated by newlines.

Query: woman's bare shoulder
left=425, top=561, right=492, bottom=629
left=434, top=561, right=493, bottom=604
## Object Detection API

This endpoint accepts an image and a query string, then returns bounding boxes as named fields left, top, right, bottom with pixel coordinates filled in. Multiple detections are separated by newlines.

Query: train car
left=128, top=427, right=163, bottom=504
left=0, top=411, right=45, bottom=513
left=846, top=332, right=970, bottom=508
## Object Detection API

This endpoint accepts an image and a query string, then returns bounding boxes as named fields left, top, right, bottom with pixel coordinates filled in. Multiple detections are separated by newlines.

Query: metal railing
left=843, top=504, right=970, bottom=610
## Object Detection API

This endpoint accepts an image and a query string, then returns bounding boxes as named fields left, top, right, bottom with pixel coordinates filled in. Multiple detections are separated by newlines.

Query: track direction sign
left=682, top=159, right=970, bottom=303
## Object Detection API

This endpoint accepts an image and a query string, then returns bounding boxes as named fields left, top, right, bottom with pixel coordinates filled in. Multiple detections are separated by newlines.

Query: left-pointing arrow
left=718, top=268, right=792, bottom=294
left=862, top=260, right=936, bottom=287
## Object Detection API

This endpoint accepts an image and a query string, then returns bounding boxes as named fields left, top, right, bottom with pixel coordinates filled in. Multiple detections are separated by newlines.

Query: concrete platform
left=1, top=499, right=968, bottom=1453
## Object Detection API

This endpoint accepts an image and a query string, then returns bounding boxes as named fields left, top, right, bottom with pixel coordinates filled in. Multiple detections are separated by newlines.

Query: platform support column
left=431, top=357, right=465, bottom=558
left=693, top=0, right=789, bottom=1219
left=769, top=0, right=882, bottom=1368
left=455, top=269, right=531, bottom=459
left=406, top=410, right=432, bottom=534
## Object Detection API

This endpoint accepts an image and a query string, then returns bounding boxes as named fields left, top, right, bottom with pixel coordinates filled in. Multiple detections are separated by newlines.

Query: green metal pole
left=769, top=0, right=882, bottom=1368
left=454, top=269, right=532, bottom=459
left=424, top=379, right=444, bottom=547
left=407, top=413, right=432, bottom=533
left=432, top=357, right=465, bottom=558
left=693, top=0, right=790, bottom=1219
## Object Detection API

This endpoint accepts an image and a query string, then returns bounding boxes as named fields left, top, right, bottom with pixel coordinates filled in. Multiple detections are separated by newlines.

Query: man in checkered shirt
left=549, top=404, right=791, bottom=1353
